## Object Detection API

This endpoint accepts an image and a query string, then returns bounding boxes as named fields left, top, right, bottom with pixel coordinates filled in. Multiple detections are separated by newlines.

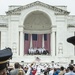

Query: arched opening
left=23, top=10, right=52, bottom=30
left=23, top=10, right=52, bottom=55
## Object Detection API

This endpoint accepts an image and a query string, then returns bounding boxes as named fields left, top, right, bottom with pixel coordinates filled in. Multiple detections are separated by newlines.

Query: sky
left=0, top=0, right=75, bottom=15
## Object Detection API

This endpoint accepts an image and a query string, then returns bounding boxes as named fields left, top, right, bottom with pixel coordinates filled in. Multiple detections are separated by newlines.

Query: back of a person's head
left=54, top=68, right=57, bottom=72
left=18, top=69, right=24, bottom=75
left=66, top=67, right=70, bottom=73
left=14, top=62, right=20, bottom=69
left=60, top=66, right=64, bottom=71
left=69, top=65, right=74, bottom=71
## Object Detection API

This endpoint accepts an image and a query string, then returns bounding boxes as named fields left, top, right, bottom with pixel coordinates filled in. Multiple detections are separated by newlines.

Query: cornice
left=55, top=12, right=68, bottom=15
left=68, top=24, right=75, bottom=28
left=23, top=29, right=51, bottom=34
left=0, top=15, right=8, bottom=20
left=51, top=25, right=57, bottom=28
left=6, top=1, right=70, bottom=15
left=6, top=12, right=21, bottom=15
left=0, top=23, right=7, bottom=27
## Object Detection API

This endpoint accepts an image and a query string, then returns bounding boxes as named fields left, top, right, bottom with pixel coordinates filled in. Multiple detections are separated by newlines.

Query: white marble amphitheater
left=0, top=1, right=75, bottom=65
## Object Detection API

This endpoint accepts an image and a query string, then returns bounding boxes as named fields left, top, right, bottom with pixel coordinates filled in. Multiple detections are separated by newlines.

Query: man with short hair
left=65, top=65, right=75, bottom=75
left=59, top=66, right=65, bottom=75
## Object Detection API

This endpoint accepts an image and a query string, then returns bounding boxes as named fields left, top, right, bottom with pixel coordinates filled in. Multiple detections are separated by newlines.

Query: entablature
left=0, top=23, right=8, bottom=27
left=6, top=1, right=70, bottom=15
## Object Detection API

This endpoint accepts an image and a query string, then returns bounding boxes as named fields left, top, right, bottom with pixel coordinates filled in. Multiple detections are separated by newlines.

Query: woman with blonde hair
left=18, top=69, right=25, bottom=75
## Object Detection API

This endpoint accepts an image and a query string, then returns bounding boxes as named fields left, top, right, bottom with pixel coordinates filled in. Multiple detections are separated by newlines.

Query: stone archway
left=23, top=10, right=52, bottom=55
left=24, top=10, right=52, bottom=30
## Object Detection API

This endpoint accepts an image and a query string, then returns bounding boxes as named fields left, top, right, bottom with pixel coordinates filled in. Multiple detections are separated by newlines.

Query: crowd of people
left=28, top=48, right=49, bottom=55
left=6, top=62, right=75, bottom=75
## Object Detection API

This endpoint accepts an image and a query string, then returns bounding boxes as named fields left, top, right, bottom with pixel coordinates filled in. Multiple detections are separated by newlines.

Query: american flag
left=35, top=57, right=41, bottom=61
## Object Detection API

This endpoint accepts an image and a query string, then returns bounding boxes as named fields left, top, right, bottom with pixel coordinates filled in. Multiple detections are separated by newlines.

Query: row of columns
left=19, top=31, right=56, bottom=56
left=30, top=34, right=45, bottom=48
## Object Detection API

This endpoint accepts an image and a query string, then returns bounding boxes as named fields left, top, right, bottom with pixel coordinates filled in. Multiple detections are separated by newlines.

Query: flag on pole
left=35, top=57, right=41, bottom=62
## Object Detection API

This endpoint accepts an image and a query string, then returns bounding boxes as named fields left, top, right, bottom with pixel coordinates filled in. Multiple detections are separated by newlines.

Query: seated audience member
left=36, top=50, right=39, bottom=54
left=43, top=50, right=47, bottom=55
left=0, top=48, right=13, bottom=75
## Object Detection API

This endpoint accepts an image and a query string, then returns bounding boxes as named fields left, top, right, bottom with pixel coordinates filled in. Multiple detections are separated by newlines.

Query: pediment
left=6, top=1, right=70, bottom=15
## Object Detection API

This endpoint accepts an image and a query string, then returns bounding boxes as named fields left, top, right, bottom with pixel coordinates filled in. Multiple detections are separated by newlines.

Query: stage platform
left=10, top=55, right=71, bottom=65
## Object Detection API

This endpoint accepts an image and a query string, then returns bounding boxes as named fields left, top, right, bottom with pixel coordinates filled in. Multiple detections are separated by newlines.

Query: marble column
left=42, top=34, right=44, bottom=48
left=30, top=34, right=32, bottom=48
left=20, top=31, right=24, bottom=56
left=51, top=32, right=56, bottom=56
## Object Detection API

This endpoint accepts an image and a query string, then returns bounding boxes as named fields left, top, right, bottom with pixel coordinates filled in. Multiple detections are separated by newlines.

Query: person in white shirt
left=26, top=63, right=34, bottom=75
left=48, top=68, right=54, bottom=75
left=64, top=65, right=75, bottom=75
left=35, top=65, right=41, bottom=75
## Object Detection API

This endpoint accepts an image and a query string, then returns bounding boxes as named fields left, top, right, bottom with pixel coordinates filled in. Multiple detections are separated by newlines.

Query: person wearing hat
left=66, top=36, right=75, bottom=75
left=0, top=48, right=13, bottom=75
left=67, top=36, right=75, bottom=45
